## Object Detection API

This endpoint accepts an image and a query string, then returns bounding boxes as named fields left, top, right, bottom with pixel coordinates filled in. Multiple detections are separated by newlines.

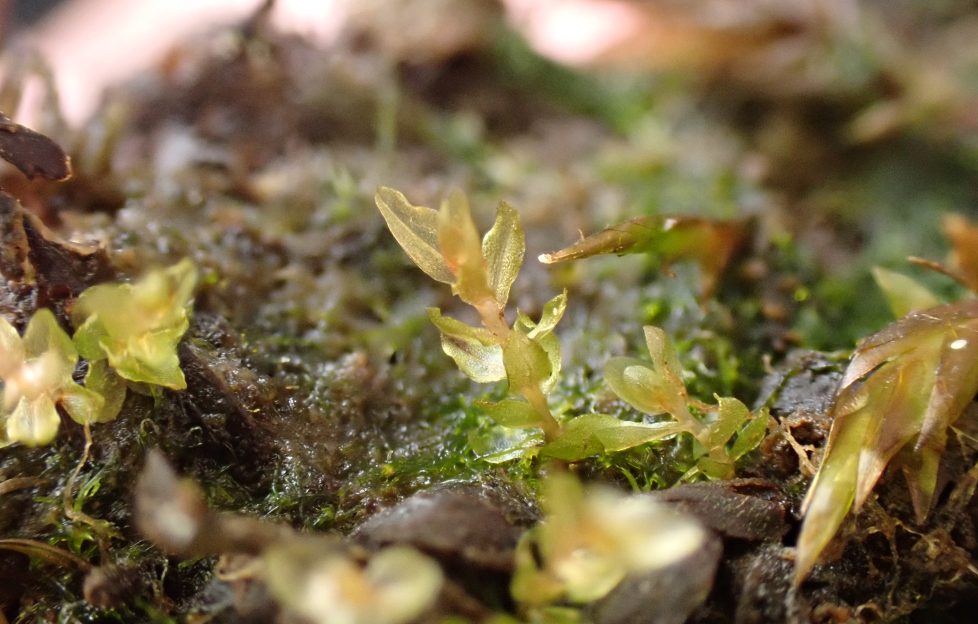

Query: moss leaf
left=427, top=307, right=504, bottom=383
left=482, top=200, right=525, bottom=306
left=438, top=189, right=493, bottom=306
left=502, top=329, right=551, bottom=396
left=476, top=397, right=541, bottom=428
left=541, top=414, right=681, bottom=461
left=795, top=299, right=978, bottom=584
left=604, top=357, right=686, bottom=418
left=375, top=186, right=455, bottom=284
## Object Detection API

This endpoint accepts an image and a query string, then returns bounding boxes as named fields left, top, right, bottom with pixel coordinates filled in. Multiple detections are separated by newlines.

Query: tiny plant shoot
left=376, top=187, right=768, bottom=470
left=0, top=260, right=197, bottom=447
left=376, top=186, right=564, bottom=441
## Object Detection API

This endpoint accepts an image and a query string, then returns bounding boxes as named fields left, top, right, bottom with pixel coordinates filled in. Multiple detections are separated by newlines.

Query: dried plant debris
left=540, top=215, right=748, bottom=299
left=0, top=112, right=71, bottom=182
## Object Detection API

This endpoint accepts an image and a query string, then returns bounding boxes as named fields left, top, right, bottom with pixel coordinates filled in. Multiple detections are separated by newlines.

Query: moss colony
left=3, top=1, right=978, bottom=623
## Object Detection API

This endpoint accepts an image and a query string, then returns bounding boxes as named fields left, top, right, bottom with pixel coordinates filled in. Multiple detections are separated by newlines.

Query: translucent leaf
left=695, top=456, right=733, bottom=480
left=59, top=382, right=106, bottom=426
left=540, top=414, right=680, bottom=461
left=80, top=360, right=127, bottom=423
left=730, top=408, right=769, bottom=460
left=511, top=323, right=561, bottom=393
left=595, top=420, right=682, bottom=452
left=482, top=200, right=525, bottom=306
left=264, top=543, right=442, bottom=624
left=72, top=316, right=108, bottom=361
left=503, top=329, right=552, bottom=395
left=73, top=258, right=197, bottom=341
left=539, top=216, right=747, bottom=297
left=604, top=357, right=686, bottom=418
left=22, top=309, right=76, bottom=368
left=795, top=299, right=978, bottom=584
left=107, top=325, right=189, bottom=389
left=794, top=403, right=872, bottom=585
left=476, top=398, right=540, bottom=428
left=438, top=189, right=493, bottom=306
left=513, top=473, right=706, bottom=606
left=530, top=291, right=568, bottom=339
left=374, top=186, right=454, bottom=284
left=0, top=316, right=24, bottom=374
left=468, top=425, right=542, bottom=463
left=871, top=267, right=940, bottom=318
left=5, top=395, right=60, bottom=447
left=427, top=308, right=504, bottom=383
left=707, top=396, right=751, bottom=451
left=643, top=326, right=685, bottom=385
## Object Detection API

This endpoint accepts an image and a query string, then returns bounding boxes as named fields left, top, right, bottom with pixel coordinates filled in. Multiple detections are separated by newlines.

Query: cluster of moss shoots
left=6, top=179, right=978, bottom=622
left=0, top=259, right=197, bottom=447
left=376, top=185, right=978, bottom=602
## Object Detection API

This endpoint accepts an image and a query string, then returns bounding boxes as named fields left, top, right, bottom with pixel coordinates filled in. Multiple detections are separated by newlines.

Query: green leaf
left=643, top=326, right=685, bottom=384
left=468, top=425, right=541, bottom=463
left=59, top=383, right=106, bottom=426
left=593, top=420, right=682, bottom=453
left=106, top=325, right=188, bottom=389
left=528, top=291, right=568, bottom=339
left=482, top=200, right=525, bottom=306
left=81, top=360, right=127, bottom=423
left=540, top=414, right=680, bottom=461
left=604, top=357, right=685, bottom=418
left=5, top=395, right=60, bottom=447
left=375, top=186, right=454, bottom=284
left=72, top=316, right=108, bottom=361
left=427, top=308, right=504, bottom=383
left=477, top=398, right=540, bottom=428
left=871, top=267, right=940, bottom=318
left=695, top=456, right=733, bottom=480
left=438, top=189, right=493, bottom=306
left=795, top=399, right=872, bottom=584
left=707, top=396, right=751, bottom=451
left=503, top=329, right=551, bottom=396
left=730, top=408, right=769, bottom=460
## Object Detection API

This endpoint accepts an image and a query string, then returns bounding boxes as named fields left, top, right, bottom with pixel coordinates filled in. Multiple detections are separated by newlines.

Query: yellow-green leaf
left=502, top=329, right=551, bottom=396
left=707, top=396, right=751, bottom=451
left=375, top=186, right=454, bottom=284
left=476, top=398, right=540, bottom=428
left=81, top=359, right=127, bottom=423
left=604, top=357, right=685, bottom=418
left=427, top=308, right=504, bottom=383
left=438, top=189, right=493, bottom=306
left=541, top=414, right=680, bottom=461
left=871, top=267, right=940, bottom=318
left=482, top=200, right=525, bottom=306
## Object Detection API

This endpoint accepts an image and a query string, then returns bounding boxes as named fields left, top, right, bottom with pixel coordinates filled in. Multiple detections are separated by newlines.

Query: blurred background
left=3, top=0, right=978, bottom=354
